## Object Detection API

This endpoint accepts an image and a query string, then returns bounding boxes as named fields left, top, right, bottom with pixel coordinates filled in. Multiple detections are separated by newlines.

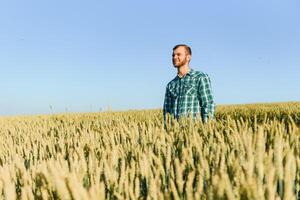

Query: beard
left=173, top=57, right=189, bottom=68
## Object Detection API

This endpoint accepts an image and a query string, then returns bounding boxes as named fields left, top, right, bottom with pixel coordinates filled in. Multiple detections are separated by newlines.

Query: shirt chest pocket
left=183, top=83, right=198, bottom=96
left=168, top=87, right=178, bottom=99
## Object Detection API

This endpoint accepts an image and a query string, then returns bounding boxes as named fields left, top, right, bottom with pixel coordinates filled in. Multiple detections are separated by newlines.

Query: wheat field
left=0, top=102, right=299, bottom=200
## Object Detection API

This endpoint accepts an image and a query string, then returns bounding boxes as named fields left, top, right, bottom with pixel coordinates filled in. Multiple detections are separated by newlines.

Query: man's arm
left=163, top=87, right=171, bottom=121
left=198, top=74, right=215, bottom=122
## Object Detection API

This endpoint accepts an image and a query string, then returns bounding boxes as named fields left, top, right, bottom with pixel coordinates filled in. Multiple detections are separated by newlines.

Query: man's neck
left=177, top=65, right=190, bottom=78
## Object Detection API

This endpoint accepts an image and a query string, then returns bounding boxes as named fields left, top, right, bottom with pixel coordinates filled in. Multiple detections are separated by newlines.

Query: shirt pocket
left=168, top=87, right=178, bottom=99
left=183, top=83, right=198, bottom=96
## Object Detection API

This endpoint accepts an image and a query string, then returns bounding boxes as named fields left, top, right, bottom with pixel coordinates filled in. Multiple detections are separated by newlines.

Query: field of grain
left=0, top=102, right=299, bottom=200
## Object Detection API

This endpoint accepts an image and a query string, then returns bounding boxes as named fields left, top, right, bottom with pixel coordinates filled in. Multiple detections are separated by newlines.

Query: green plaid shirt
left=163, top=68, right=215, bottom=122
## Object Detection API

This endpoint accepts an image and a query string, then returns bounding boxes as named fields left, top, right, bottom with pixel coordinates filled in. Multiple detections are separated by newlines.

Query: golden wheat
left=0, top=102, right=299, bottom=199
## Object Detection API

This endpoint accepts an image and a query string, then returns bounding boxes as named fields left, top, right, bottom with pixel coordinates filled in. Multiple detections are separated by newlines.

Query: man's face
left=172, top=46, right=191, bottom=68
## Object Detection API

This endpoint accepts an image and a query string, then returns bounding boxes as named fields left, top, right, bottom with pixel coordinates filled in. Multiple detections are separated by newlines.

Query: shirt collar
left=176, top=68, right=195, bottom=79
left=187, top=68, right=195, bottom=75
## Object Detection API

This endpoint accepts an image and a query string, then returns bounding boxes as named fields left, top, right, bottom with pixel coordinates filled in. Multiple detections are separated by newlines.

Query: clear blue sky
left=0, top=0, right=299, bottom=116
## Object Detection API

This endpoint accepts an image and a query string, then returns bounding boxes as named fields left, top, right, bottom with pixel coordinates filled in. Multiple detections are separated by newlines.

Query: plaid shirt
left=163, top=68, right=215, bottom=122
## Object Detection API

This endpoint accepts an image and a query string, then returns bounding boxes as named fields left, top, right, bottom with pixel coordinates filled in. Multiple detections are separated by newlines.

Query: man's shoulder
left=190, top=68, right=209, bottom=79
left=166, top=76, right=178, bottom=88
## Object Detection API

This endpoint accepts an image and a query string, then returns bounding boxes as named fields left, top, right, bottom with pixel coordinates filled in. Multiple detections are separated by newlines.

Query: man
left=163, top=44, right=215, bottom=123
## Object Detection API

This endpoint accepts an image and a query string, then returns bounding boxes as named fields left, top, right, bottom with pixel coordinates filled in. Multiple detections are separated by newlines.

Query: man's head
left=172, top=44, right=192, bottom=68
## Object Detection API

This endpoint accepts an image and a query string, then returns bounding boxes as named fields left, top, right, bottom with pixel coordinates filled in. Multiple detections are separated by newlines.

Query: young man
left=163, top=44, right=215, bottom=123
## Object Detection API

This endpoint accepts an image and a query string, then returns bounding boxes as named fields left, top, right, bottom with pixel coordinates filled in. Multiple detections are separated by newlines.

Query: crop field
left=0, top=102, right=299, bottom=200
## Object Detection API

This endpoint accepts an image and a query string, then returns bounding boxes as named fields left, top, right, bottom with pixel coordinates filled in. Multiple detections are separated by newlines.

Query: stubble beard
left=173, top=57, right=188, bottom=68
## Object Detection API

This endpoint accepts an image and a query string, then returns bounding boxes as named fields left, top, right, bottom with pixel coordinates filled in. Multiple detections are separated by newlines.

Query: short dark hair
left=173, top=44, right=192, bottom=55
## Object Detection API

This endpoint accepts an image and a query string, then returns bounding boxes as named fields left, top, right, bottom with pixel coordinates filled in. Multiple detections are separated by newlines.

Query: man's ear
left=187, top=55, right=191, bottom=62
